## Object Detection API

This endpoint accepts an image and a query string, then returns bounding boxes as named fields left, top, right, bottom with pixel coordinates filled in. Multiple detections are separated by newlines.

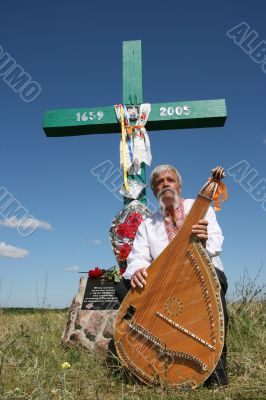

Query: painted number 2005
left=160, top=106, right=191, bottom=117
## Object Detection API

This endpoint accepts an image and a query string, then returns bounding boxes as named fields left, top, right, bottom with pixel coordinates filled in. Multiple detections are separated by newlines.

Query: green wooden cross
left=43, top=40, right=227, bottom=205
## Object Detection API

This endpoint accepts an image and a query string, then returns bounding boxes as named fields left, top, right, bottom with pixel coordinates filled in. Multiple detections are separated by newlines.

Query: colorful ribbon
left=120, top=105, right=129, bottom=192
left=115, top=103, right=152, bottom=193
left=210, top=179, right=228, bottom=211
left=126, top=125, right=145, bottom=134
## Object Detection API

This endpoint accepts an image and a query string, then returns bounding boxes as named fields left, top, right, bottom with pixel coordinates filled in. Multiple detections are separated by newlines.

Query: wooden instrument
left=114, top=167, right=226, bottom=388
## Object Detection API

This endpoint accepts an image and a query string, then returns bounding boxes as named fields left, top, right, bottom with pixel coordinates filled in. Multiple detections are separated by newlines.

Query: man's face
left=153, top=170, right=181, bottom=209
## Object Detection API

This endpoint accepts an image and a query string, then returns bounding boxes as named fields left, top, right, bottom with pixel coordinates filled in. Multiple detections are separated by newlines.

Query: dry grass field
left=0, top=277, right=265, bottom=400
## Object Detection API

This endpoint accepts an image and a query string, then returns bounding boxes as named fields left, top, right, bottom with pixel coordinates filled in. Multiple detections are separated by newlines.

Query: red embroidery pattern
left=163, top=198, right=185, bottom=242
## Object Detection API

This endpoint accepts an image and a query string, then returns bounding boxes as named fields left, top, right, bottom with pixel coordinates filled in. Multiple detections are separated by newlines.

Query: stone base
left=62, top=277, right=118, bottom=353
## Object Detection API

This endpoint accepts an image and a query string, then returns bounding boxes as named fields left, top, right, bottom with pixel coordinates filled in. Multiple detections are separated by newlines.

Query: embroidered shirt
left=163, top=198, right=185, bottom=242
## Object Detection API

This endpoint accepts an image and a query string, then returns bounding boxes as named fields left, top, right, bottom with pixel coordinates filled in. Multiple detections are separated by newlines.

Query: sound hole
left=164, top=297, right=184, bottom=317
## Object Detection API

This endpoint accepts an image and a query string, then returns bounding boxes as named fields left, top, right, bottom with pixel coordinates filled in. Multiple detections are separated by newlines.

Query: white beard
left=157, top=188, right=180, bottom=214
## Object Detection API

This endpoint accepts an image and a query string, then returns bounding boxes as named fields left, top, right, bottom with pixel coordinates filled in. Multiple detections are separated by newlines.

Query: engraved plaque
left=81, top=278, right=120, bottom=310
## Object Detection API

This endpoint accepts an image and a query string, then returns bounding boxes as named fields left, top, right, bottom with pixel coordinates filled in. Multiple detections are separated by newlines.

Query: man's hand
left=192, top=219, right=208, bottom=247
left=131, top=268, right=148, bottom=289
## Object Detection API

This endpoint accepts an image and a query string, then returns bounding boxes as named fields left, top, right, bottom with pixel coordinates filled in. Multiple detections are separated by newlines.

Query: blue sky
left=0, top=0, right=265, bottom=307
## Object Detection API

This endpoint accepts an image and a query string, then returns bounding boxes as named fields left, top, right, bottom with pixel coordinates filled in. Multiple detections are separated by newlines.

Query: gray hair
left=150, top=165, right=182, bottom=194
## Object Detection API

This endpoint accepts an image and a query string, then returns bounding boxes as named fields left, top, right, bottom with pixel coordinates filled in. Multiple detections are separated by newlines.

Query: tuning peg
left=211, top=166, right=225, bottom=181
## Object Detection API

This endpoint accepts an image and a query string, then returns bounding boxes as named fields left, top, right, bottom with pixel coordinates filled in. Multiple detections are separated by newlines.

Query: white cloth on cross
left=119, top=178, right=147, bottom=199
left=114, top=104, right=152, bottom=175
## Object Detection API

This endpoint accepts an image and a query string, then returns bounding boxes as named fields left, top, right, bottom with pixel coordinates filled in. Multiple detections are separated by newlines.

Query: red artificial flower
left=88, top=267, right=103, bottom=279
left=117, top=220, right=140, bottom=240
left=117, top=223, right=127, bottom=238
left=124, top=225, right=137, bottom=239
left=119, top=243, right=132, bottom=261
left=131, top=212, right=143, bottom=222
left=126, top=212, right=143, bottom=225
left=120, top=267, right=126, bottom=275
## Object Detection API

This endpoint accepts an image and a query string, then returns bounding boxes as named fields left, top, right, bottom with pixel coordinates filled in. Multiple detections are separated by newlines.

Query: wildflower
left=61, top=361, right=71, bottom=369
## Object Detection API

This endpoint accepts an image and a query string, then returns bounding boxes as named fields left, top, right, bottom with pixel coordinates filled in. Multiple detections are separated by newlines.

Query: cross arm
left=43, top=99, right=227, bottom=137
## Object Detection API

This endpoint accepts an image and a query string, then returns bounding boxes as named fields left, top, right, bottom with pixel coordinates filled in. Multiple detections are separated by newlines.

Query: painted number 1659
left=160, top=105, right=191, bottom=117
left=76, top=111, right=104, bottom=122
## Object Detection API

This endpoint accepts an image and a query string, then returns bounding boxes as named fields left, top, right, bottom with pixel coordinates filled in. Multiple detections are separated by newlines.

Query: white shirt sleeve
left=123, top=220, right=152, bottom=280
left=205, top=206, right=224, bottom=257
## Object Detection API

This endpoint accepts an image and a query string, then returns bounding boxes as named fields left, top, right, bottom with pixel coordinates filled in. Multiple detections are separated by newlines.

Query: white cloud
left=88, top=239, right=101, bottom=245
left=0, top=217, right=52, bottom=230
left=0, top=241, right=29, bottom=259
left=64, top=265, right=80, bottom=272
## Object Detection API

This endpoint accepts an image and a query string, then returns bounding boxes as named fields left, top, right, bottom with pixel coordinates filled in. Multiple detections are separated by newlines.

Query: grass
left=0, top=285, right=265, bottom=399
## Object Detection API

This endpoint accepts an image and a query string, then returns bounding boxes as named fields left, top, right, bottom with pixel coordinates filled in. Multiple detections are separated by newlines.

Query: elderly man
left=116, top=164, right=229, bottom=388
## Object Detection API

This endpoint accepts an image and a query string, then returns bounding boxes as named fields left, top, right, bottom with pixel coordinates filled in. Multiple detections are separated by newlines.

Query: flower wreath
left=109, top=200, right=151, bottom=267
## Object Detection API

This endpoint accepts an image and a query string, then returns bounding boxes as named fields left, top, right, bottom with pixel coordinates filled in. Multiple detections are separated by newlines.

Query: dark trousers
left=206, top=268, right=229, bottom=387
left=116, top=267, right=229, bottom=386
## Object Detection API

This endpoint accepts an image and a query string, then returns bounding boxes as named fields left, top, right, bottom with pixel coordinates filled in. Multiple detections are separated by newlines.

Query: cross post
left=43, top=40, right=227, bottom=205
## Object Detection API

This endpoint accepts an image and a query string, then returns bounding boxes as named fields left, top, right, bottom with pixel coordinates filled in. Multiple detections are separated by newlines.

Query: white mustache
left=157, top=187, right=177, bottom=198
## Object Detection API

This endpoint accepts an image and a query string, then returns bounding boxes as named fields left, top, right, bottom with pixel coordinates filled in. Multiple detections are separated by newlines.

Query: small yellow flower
left=51, top=388, right=59, bottom=399
left=61, top=361, right=71, bottom=369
